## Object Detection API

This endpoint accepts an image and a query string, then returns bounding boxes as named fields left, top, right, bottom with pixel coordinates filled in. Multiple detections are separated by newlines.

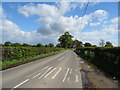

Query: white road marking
left=87, top=65, right=90, bottom=68
left=62, top=68, right=69, bottom=82
left=58, top=58, right=62, bottom=61
left=68, top=77, right=70, bottom=81
left=32, top=73, right=41, bottom=78
left=76, top=69, right=77, bottom=72
left=52, top=68, right=62, bottom=79
left=70, top=69, right=72, bottom=74
left=76, top=75, right=78, bottom=82
left=58, top=56, right=65, bottom=61
left=39, top=67, right=52, bottom=79
left=12, top=79, right=29, bottom=89
left=43, top=66, right=50, bottom=69
left=26, top=66, right=49, bottom=78
left=44, top=68, right=56, bottom=78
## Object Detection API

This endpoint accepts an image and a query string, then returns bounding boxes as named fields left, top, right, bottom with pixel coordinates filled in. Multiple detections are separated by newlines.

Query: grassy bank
left=1, top=50, right=64, bottom=70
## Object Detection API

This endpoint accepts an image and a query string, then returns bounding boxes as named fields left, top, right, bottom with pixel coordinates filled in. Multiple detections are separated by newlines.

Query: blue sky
left=1, top=2, right=119, bottom=46
left=3, top=2, right=118, bottom=32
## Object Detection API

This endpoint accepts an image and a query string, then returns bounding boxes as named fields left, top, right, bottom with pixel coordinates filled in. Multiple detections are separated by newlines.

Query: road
left=2, top=50, right=82, bottom=89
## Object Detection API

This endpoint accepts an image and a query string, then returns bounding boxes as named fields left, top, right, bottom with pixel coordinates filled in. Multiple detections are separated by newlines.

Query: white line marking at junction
left=52, top=68, right=62, bottom=79
left=76, top=75, right=78, bottom=82
left=70, top=69, right=72, bottom=74
left=44, top=68, right=56, bottom=78
left=39, top=67, right=52, bottom=79
left=26, top=66, right=49, bottom=78
left=63, top=68, right=69, bottom=82
left=68, top=77, right=70, bottom=81
left=32, top=73, right=41, bottom=78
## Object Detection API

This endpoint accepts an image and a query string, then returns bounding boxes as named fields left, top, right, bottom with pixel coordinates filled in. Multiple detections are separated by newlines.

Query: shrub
left=75, top=47, right=120, bottom=80
left=1, top=47, right=63, bottom=61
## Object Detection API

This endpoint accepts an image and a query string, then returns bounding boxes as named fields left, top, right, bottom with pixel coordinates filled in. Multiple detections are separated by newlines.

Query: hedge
left=75, top=47, right=120, bottom=80
left=1, top=46, right=64, bottom=62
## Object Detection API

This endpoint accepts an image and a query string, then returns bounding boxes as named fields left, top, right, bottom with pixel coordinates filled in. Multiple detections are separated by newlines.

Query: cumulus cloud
left=36, top=9, right=108, bottom=35
left=78, top=17, right=118, bottom=46
left=90, top=22, right=100, bottom=26
left=1, top=2, right=118, bottom=46
left=1, top=19, right=59, bottom=45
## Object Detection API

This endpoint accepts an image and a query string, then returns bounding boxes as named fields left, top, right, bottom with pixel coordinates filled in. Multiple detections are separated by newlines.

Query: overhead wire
left=80, top=1, right=90, bottom=31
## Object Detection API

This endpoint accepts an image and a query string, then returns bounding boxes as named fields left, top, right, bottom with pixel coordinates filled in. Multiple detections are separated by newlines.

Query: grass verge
left=0, top=50, right=64, bottom=70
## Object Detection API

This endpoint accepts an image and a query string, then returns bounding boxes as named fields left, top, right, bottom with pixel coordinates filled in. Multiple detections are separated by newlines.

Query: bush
left=75, top=47, right=120, bottom=80
left=1, top=47, right=63, bottom=61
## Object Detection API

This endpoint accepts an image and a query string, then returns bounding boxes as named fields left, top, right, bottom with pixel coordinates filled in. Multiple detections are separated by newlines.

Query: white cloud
left=91, top=10, right=108, bottom=22
left=90, top=22, right=100, bottom=26
left=18, top=3, right=60, bottom=18
left=78, top=17, right=118, bottom=46
left=1, top=3, right=118, bottom=46
left=1, top=19, right=59, bottom=45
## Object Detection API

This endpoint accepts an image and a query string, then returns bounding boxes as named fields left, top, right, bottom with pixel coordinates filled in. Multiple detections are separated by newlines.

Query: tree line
left=1, top=32, right=113, bottom=48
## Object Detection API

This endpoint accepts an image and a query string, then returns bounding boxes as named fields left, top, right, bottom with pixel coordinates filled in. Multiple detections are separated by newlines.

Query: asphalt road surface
left=2, top=50, right=82, bottom=89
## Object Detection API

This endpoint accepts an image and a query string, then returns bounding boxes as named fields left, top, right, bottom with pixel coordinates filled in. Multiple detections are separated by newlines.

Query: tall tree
left=12, top=43, right=21, bottom=47
left=4, top=41, right=12, bottom=46
left=48, top=43, right=54, bottom=47
left=92, top=45, right=97, bottom=47
left=36, top=43, right=43, bottom=47
left=105, top=41, right=113, bottom=47
left=23, top=43, right=30, bottom=47
left=73, top=40, right=83, bottom=48
left=84, top=42, right=92, bottom=47
left=99, top=39, right=105, bottom=47
left=45, top=44, right=49, bottom=47
left=56, top=43, right=61, bottom=48
left=58, top=32, right=73, bottom=48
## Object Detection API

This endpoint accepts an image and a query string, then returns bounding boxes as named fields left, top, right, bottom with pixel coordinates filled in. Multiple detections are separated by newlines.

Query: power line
left=80, top=1, right=89, bottom=31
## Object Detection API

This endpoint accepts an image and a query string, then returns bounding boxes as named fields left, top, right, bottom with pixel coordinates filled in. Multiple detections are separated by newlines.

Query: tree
left=105, top=41, right=113, bottom=47
left=45, top=44, right=49, bottom=47
left=48, top=43, right=54, bottom=47
left=56, top=43, right=61, bottom=48
left=73, top=40, right=83, bottom=48
left=84, top=42, right=92, bottom=47
left=12, top=43, right=21, bottom=47
left=23, top=43, right=30, bottom=47
left=36, top=43, right=43, bottom=47
left=4, top=41, right=12, bottom=46
left=99, top=39, right=105, bottom=47
left=92, top=45, right=97, bottom=47
left=58, top=32, right=73, bottom=48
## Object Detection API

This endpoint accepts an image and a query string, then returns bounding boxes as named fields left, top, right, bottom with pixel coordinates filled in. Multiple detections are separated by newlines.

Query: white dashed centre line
left=58, top=56, right=65, bottom=61
left=12, top=79, right=29, bottom=89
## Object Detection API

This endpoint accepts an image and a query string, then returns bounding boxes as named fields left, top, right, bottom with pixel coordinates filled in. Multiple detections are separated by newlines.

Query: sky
left=0, top=1, right=119, bottom=46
